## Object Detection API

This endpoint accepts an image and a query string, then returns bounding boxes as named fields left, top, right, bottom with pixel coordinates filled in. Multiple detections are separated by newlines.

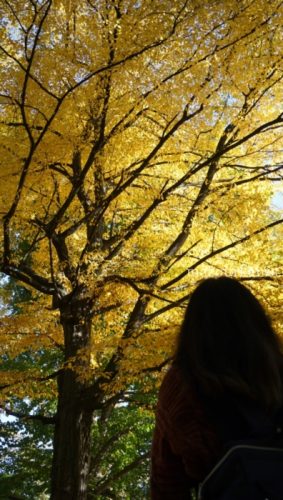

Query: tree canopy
left=0, top=0, right=282, bottom=497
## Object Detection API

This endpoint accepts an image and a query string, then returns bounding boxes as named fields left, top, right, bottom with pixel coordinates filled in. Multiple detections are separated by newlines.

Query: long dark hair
left=175, top=277, right=283, bottom=409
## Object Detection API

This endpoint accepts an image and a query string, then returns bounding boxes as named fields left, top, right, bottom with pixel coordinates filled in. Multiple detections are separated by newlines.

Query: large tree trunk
left=50, top=299, right=96, bottom=499
left=51, top=372, right=94, bottom=499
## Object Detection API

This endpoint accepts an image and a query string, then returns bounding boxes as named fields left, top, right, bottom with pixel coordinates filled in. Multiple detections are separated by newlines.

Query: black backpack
left=197, top=393, right=283, bottom=500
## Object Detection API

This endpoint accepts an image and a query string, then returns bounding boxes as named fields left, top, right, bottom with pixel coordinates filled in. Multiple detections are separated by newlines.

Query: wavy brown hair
left=175, top=277, right=283, bottom=410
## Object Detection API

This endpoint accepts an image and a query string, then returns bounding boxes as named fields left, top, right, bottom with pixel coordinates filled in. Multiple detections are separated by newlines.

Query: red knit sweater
left=150, top=364, right=221, bottom=499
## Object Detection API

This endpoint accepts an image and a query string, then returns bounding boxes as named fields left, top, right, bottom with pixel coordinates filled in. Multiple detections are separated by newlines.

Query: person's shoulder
left=159, top=363, right=184, bottom=392
left=158, top=363, right=196, bottom=411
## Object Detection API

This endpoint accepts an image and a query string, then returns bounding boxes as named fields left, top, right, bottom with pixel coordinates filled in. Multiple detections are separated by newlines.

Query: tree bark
left=51, top=379, right=93, bottom=499
left=50, top=299, right=96, bottom=499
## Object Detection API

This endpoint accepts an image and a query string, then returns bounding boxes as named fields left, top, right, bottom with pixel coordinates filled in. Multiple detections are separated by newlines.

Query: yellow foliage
left=0, top=0, right=282, bottom=401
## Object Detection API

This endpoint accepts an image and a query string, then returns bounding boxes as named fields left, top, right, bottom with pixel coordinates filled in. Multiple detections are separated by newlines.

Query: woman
left=150, top=277, right=283, bottom=499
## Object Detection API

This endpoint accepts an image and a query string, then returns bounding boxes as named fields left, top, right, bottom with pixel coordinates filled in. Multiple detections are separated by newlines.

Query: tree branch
left=161, top=218, right=283, bottom=291
left=93, top=451, right=150, bottom=496
left=0, top=263, right=55, bottom=295
left=0, top=369, right=61, bottom=392
left=0, top=405, right=56, bottom=424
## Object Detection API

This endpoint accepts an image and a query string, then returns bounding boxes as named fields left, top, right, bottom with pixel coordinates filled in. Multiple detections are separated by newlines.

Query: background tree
left=0, top=277, right=56, bottom=499
left=0, top=0, right=282, bottom=498
left=0, top=397, right=54, bottom=500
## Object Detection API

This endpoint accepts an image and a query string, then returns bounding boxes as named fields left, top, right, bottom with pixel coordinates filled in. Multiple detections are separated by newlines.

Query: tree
left=87, top=386, right=155, bottom=499
left=0, top=277, right=57, bottom=499
left=0, top=396, right=53, bottom=500
left=0, top=381, right=154, bottom=499
left=0, top=0, right=282, bottom=497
